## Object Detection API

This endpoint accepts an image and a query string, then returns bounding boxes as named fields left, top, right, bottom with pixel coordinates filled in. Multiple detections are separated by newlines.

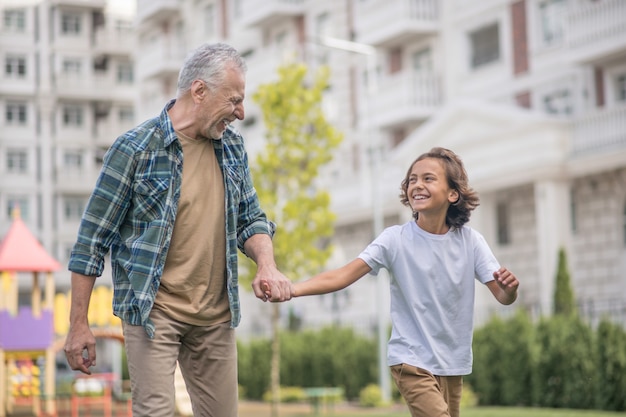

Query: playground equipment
left=0, top=208, right=60, bottom=417
left=0, top=209, right=195, bottom=416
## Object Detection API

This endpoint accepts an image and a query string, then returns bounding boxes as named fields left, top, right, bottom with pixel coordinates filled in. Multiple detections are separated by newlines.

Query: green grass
left=238, top=402, right=626, bottom=417
left=462, top=407, right=626, bottom=417
left=316, top=408, right=626, bottom=417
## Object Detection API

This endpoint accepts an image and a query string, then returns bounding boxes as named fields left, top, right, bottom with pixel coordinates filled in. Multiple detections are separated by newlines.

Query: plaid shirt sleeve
left=68, top=132, right=137, bottom=276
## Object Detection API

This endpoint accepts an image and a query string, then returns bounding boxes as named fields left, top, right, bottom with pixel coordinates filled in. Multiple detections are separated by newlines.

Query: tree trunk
left=270, top=302, right=281, bottom=417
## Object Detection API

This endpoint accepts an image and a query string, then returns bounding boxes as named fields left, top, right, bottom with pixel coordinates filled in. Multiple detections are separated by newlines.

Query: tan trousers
left=122, top=309, right=237, bottom=417
left=391, top=364, right=463, bottom=417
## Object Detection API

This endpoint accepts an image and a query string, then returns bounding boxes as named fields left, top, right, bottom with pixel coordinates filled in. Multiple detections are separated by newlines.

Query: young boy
left=284, top=147, right=519, bottom=417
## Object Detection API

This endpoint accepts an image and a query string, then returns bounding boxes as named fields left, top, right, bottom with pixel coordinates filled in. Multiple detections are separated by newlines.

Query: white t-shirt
left=358, top=221, right=499, bottom=376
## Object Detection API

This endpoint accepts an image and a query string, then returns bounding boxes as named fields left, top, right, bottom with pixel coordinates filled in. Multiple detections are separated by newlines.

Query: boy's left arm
left=486, top=267, right=519, bottom=305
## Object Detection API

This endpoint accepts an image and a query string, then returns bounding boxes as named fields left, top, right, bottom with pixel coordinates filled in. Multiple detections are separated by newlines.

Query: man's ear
left=190, top=79, right=206, bottom=101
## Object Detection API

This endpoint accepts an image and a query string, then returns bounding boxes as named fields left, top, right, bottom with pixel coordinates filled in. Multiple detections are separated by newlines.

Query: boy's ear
left=449, top=189, right=460, bottom=204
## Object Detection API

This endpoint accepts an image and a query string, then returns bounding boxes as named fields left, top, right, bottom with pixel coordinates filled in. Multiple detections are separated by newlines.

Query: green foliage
left=534, top=315, right=597, bottom=409
left=460, top=383, right=479, bottom=409
left=553, top=248, right=576, bottom=317
left=359, top=384, right=383, bottom=407
left=238, top=326, right=377, bottom=400
left=595, top=319, right=626, bottom=411
left=470, top=311, right=626, bottom=411
left=468, top=310, right=534, bottom=406
left=262, top=386, right=307, bottom=403
left=238, top=62, right=343, bottom=284
left=237, top=338, right=272, bottom=400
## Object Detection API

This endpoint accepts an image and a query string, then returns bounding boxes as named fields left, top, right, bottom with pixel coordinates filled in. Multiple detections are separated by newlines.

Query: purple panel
left=0, top=307, right=54, bottom=350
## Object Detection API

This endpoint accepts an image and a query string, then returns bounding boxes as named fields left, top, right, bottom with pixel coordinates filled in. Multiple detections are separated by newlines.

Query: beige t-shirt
left=153, top=130, right=230, bottom=326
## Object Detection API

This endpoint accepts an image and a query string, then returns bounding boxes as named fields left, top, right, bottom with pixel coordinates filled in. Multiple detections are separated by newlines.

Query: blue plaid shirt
left=69, top=100, right=274, bottom=337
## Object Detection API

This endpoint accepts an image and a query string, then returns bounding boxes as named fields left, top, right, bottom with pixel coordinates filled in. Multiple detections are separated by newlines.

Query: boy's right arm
left=293, top=259, right=372, bottom=297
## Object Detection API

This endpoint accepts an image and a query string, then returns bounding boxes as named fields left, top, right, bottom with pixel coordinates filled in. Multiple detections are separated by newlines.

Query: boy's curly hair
left=399, top=147, right=479, bottom=229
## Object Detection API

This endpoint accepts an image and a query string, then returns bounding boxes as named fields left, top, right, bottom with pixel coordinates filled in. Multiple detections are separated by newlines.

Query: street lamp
left=316, top=35, right=391, bottom=403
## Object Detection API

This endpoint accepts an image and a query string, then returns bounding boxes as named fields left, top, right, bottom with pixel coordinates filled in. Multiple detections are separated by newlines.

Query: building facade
left=0, top=0, right=136, bottom=295
left=2, top=0, right=624, bottom=339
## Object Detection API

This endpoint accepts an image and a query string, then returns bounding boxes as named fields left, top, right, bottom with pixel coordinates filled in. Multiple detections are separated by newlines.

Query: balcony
left=55, top=169, right=99, bottom=193
left=136, top=38, right=187, bottom=80
left=238, top=0, right=305, bottom=28
left=94, top=20, right=135, bottom=56
left=567, top=0, right=626, bottom=64
left=94, top=117, right=135, bottom=148
left=364, top=71, right=441, bottom=129
left=136, top=0, right=181, bottom=25
left=54, top=73, right=135, bottom=101
left=49, top=0, right=106, bottom=8
left=571, top=105, right=626, bottom=158
left=354, top=0, right=439, bottom=47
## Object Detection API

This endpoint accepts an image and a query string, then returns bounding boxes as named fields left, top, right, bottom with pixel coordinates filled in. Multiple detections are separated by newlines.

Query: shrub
left=359, top=384, right=382, bottom=407
left=262, top=386, right=307, bottom=403
left=595, top=319, right=626, bottom=411
left=534, top=315, right=596, bottom=409
left=460, top=382, right=478, bottom=408
left=468, top=310, right=534, bottom=406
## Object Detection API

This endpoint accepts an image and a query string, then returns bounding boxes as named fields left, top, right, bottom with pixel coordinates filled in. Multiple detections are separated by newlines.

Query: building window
left=3, top=8, right=26, bottom=32
left=543, top=89, right=573, bottom=115
left=623, top=200, right=626, bottom=247
left=412, top=48, right=433, bottom=73
left=7, top=197, right=29, bottom=220
left=63, top=150, right=83, bottom=170
left=116, top=62, right=133, bottom=84
left=6, top=149, right=27, bottom=173
left=64, top=197, right=85, bottom=221
left=61, top=13, right=81, bottom=35
left=6, top=102, right=27, bottom=125
left=570, top=189, right=577, bottom=234
left=539, top=0, right=566, bottom=46
left=63, top=105, right=83, bottom=127
left=62, top=58, right=82, bottom=75
left=616, top=73, right=626, bottom=102
left=5, top=55, right=26, bottom=78
left=202, top=4, right=216, bottom=37
left=496, top=201, right=510, bottom=245
left=315, top=12, right=331, bottom=65
left=118, top=107, right=134, bottom=123
left=469, top=23, right=500, bottom=69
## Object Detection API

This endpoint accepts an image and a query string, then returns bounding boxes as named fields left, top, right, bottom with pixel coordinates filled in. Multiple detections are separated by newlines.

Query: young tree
left=240, top=62, right=343, bottom=416
left=553, top=247, right=577, bottom=316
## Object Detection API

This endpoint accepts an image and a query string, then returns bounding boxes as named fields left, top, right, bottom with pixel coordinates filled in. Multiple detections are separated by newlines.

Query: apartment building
left=2, top=0, right=623, bottom=339
left=134, top=0, right=626, bottom=339
left=0, top=0, right=136, bottom=293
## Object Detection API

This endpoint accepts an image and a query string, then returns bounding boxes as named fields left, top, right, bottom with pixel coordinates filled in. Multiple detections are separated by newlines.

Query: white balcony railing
left=136, top=38, right=187, bottom=80
left=136, top=0, right=181, bottom=24
left=571, top=105, right=626, bottom=156
left=365, top=71, right=441, bottom=128
left=239, top=0, right=305, bottom=28
left=355, top=0, right=439, bottom=46
left=567, top=0, right=626, bottom=57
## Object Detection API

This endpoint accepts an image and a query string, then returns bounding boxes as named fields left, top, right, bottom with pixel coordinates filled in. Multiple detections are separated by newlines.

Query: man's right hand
left=64, top=322, right=97, bottom=375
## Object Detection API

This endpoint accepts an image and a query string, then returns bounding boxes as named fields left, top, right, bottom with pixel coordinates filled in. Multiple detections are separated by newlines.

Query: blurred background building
left=1, top=0, right=624, bottom=340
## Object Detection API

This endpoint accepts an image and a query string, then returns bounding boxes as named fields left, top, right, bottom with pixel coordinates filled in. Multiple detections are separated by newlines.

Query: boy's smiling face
left=406, top=157, right=459, bottom=216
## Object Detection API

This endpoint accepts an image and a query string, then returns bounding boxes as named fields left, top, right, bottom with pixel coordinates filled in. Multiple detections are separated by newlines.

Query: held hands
left=493, top=267, right=519, bottom=304
left=251, top=264, right=294, bottom=302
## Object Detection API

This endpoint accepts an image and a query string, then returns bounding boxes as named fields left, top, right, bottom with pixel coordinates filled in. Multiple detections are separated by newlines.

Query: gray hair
left=176, top=43, right=247, bottom=97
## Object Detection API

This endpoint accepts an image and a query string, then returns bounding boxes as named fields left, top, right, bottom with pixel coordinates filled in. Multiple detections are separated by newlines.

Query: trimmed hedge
left=468, top=311, right=625, bottom=411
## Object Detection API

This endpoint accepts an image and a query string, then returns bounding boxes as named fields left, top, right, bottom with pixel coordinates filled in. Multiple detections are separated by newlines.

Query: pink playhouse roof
left=0, top=210, right=61, bottom=272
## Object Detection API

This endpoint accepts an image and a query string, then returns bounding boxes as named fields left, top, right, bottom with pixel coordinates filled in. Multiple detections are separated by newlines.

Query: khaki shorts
left=390, top=363, right=463, bottom=417
left=123, top=308, right=237, bottom=417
